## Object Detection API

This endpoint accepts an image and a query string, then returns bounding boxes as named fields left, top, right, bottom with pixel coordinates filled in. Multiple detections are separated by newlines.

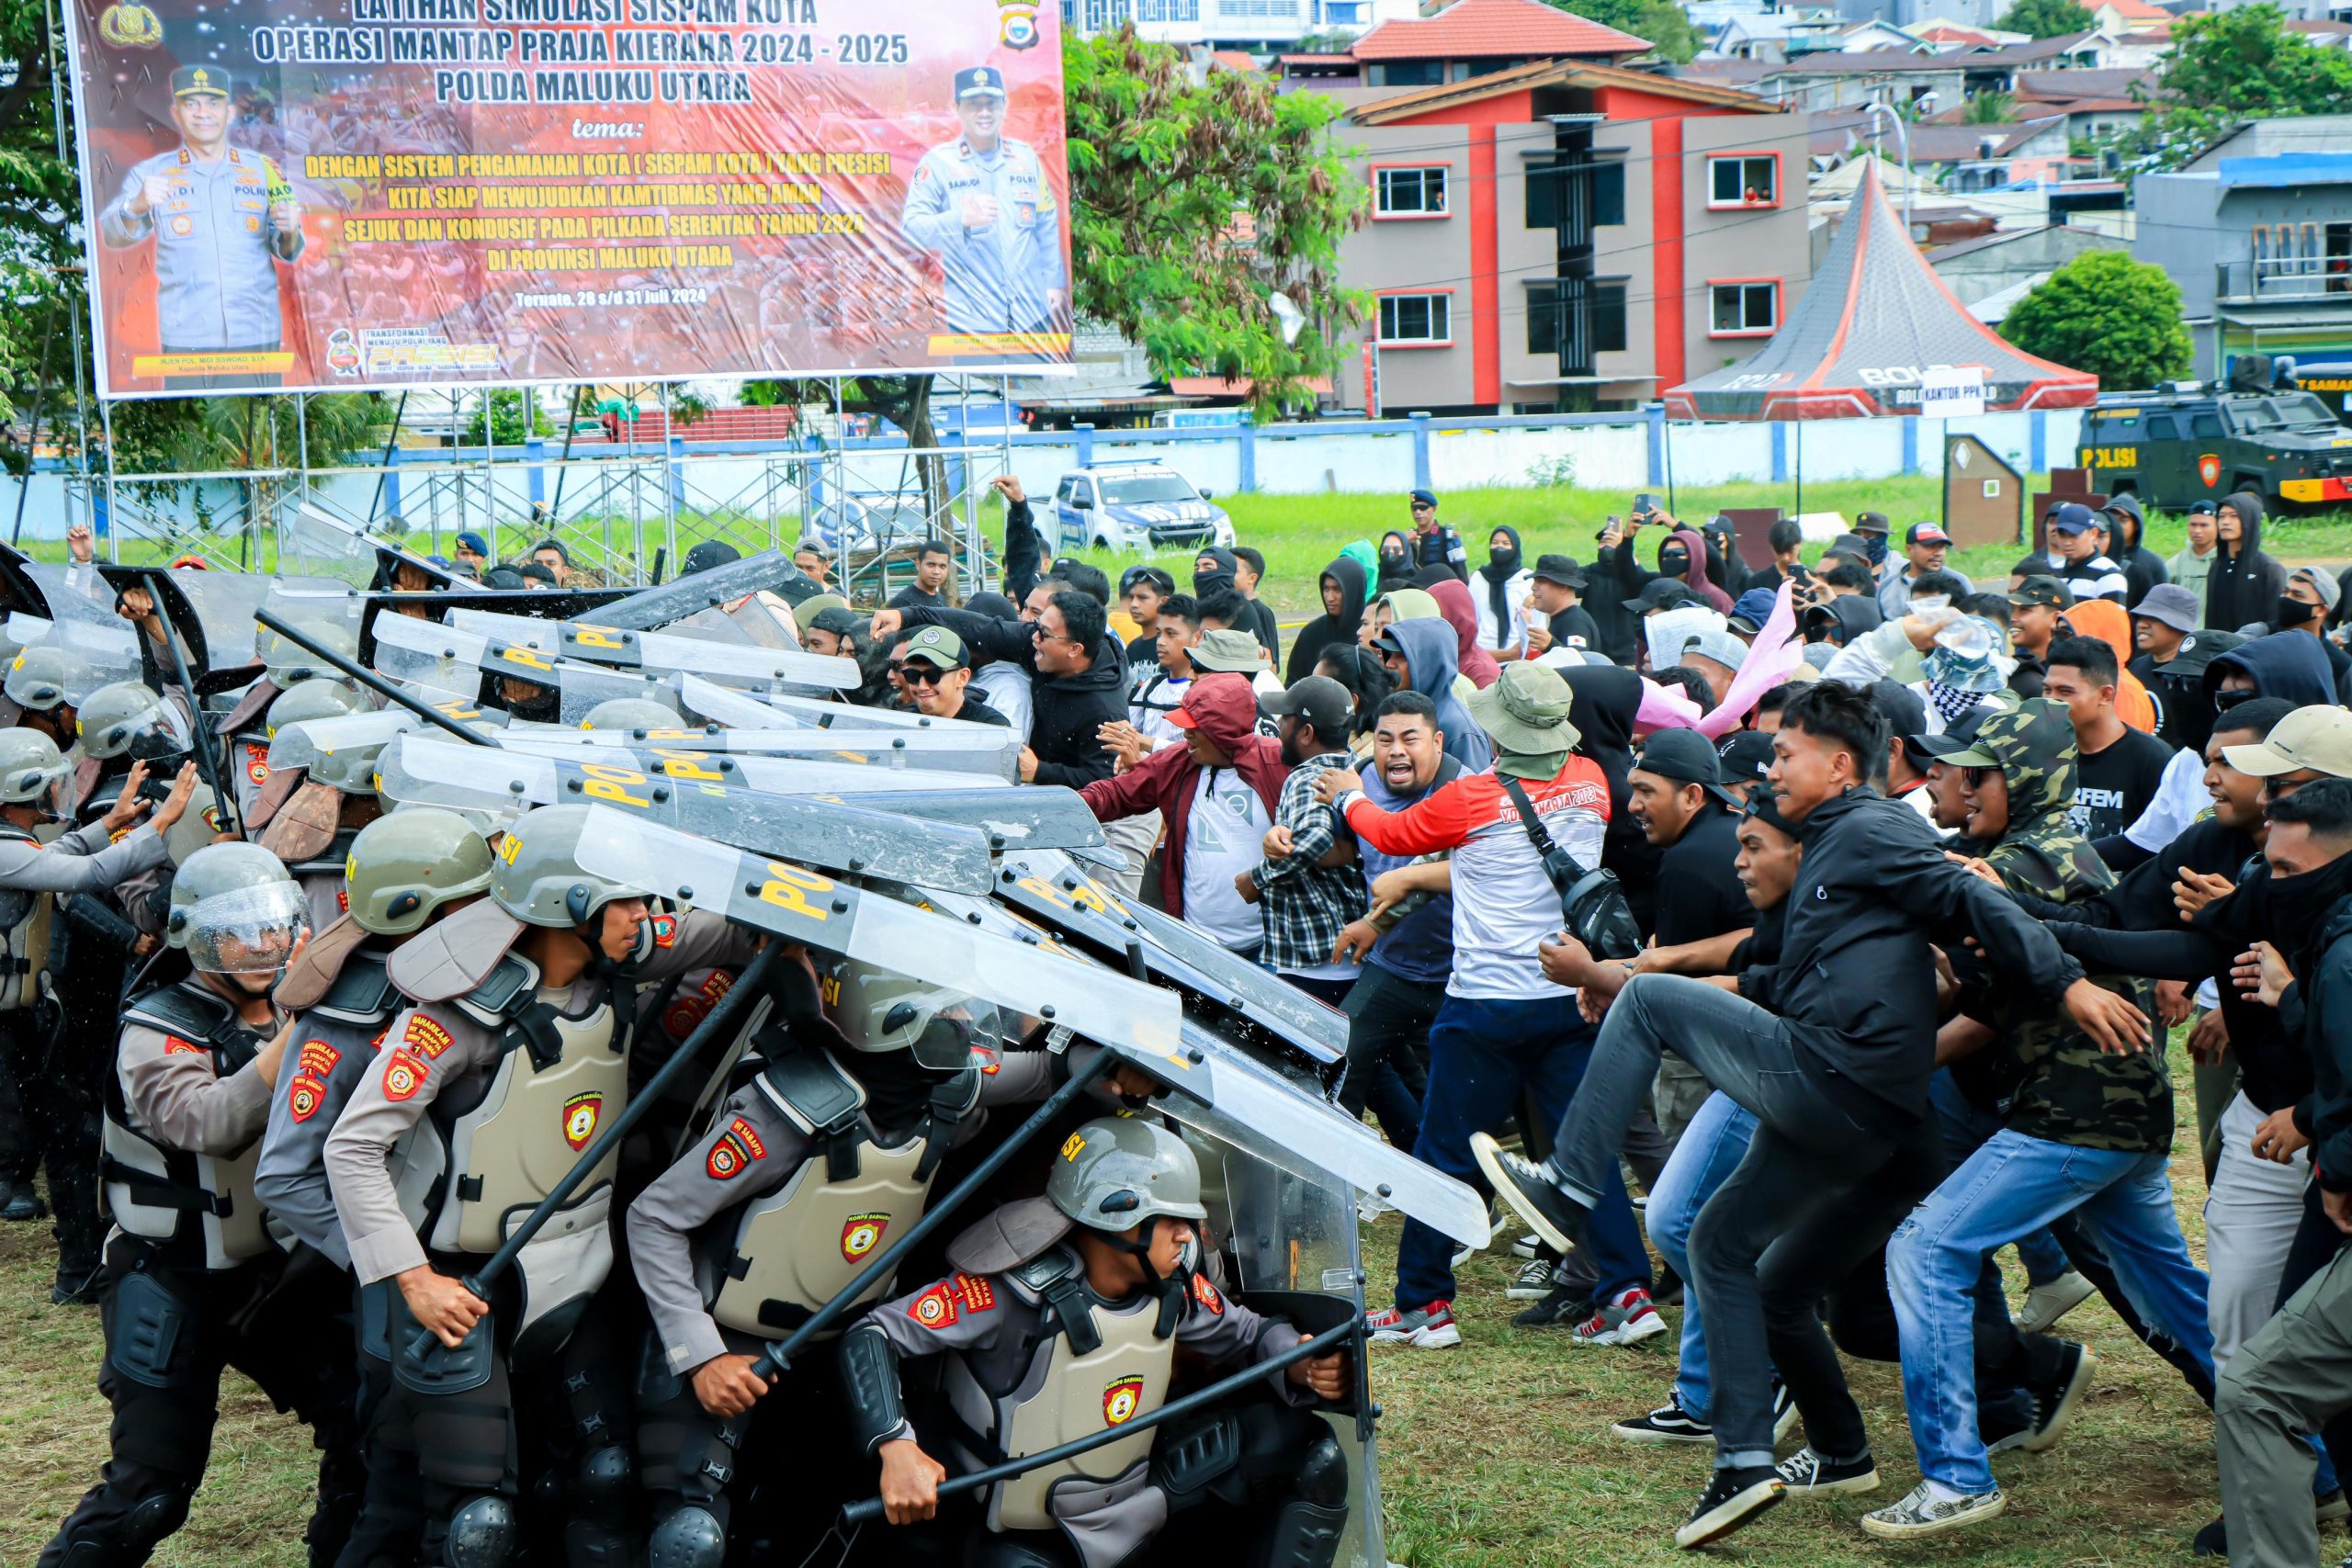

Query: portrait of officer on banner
left=900, top=64, right=1070, bottom=360
left=98, top=63, right=303, bottom=391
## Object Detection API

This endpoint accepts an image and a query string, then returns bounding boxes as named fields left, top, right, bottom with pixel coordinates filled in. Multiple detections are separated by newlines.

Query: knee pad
left=571, top=1444, right=634, bottom=1523
left=441, top=1495, right=516, bottom=1568
left=1257, top=1499, right=1349, bottom=1568
left=1291, top=1433, right=1350, bottom=1510
left=52, top=1488, right=193, bottom=1568
left=645, top=1506, right=727, bottom=1568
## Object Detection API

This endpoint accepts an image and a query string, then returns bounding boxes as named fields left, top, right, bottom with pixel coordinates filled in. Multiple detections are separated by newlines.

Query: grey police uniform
left=901, top=136, right=1066, bottom=336
left=842, top=1236, right=1318, bottom=1568
left=99, top=144, right=302, bottom=354
left=35, top=979, right=364, bottom=1568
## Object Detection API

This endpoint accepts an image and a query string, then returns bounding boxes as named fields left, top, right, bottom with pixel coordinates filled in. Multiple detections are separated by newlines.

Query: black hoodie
left=2204, top=491, right=2289, bottom=632
left=1285, top=554, right=1368, bottom=684
left=898, top=605, right=1128, bottom=788
left=1193, top=546, right=1281, bottom=662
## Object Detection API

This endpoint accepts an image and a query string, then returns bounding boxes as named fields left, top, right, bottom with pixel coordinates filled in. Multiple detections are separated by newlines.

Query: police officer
left=0, top=732, right=194, bottom=1282
left=901, top=66, right=1068, bottom=344
left=580, top=696, right=686, bottom=735
left=38, top=842, right=364, bottom=1568
left=98, top=65, right=303, bottom=390
left=322, top=804, right=760, bottom=1568
left=251, top=682, right=387, bottom=930
left=841, top=1117, right=1353, bottom=1568
left=7, top=645, right=96, bottom=784
left=625, top=961, right=1145, bottom=1565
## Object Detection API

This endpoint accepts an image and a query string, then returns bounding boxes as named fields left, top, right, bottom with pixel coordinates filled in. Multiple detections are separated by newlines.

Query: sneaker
left=1770, top=1379, right=1800, bottom=1445
left=1980, top=1391, right=2035, bottom=1455
left=1511, top=1284, right=1594, bottom=1329
left=1861, top=1482, right=2007, bottom=1541
left=1651, top=1261, right=1685, bottom=1308
left=1510, top=1233, right=1542, bottom=1259
left=2022, top=1340, right=2096, bottom=1452
left=1507, top=1258, right=1557, bottom=1301
left=1674, top=1465, right=1784, bottom=1550
left=1613, top=1393, right=1714, bottom=1445
left=1775, top=1447, right=1881, bottom=1497
left=2018, top=1269, right=2097, bottom=1334
left=1365, top=1300, right=1461, bottom=1349
left=1572, top=1286, right=1668, bottom=1348
left=1470, top=1132, right=1591, bottom=1255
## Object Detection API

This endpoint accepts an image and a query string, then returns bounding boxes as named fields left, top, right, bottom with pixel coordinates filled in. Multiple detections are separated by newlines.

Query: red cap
left=1168, top=705, right=1202, bottom=729
left=1905, top=522, right=1951, bottom=547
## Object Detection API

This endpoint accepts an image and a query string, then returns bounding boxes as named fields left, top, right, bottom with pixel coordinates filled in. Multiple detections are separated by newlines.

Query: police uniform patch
left=910, top=1281, right=959, bottom=1330
left=297, top=1039, right=341, bottom=1079
left=650, top=913, right=677, bottom=949
left=403, top=1015, right=454, bottom=1058
left=706, top=1115, right=764, bottom=1179
left=382, top=1048, right=428, bottom=1100
left=245, top=743, right=270, bottom=784
left=170, top=214, right=193, bottom=237
left=1103, top=1375, right=1145, bottom=1426
left=1059, top=1131, right=1086, bottom=1161
left=841, top=1212, right=888, bottom=1261
left=562, top=1090, right=603, bottom=1151
left=288, top=1073, right=326, bottom=1122
left=953, top=1272, right=995, bottom=1312
left=1191, top=1272, right=1225, bottom=1316
left=337, top=889, right=350, bottom=914
left=163, top=1035, right=204, bottom=1055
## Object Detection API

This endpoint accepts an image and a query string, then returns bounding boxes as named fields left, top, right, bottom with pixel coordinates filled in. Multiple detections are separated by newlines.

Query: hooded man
left=1374, top=617, right=1494, bottom=772
left=1426, top=577, right=1504, bottom=689
left=1475, top=526, right=1535, bottom=660
left=2206, top=491, right=2289, bottom=633
left=2273, top=566, right=2352, bottom=702
left=1077, top=672, right=1286, bottom=941
left=1193, top=546, right=1280, bottom=662
left=1286, top=554, right=1369, bottom=685
left=872, top=592, right=1128, bottom=786
left=2099, top=496, right=2168, bottom=610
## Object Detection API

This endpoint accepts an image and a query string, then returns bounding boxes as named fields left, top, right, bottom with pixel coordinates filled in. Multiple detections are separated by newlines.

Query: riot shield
left=388, top=736, right=997, bottom=893
left=493, top=722, right=1023, bottom=779
left=376, top=606, right=856, bottom=694
left=565, top=807, right=1182, bottom=1055
left=591, top=548, right=824, bottom=626
left=6, top=607, right=142, bottom=702
left=996, top=850, right=1348, bottom=1067
left=664, top=673, right=811, bottom=730
left=281, top=502, right=457, bottom=591
left=676, top=674, right=1001, bottom=734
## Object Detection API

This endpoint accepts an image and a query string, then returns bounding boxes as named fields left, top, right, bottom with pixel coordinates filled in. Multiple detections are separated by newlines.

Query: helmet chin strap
left=1102, top=1216, right=1192, bottom=1337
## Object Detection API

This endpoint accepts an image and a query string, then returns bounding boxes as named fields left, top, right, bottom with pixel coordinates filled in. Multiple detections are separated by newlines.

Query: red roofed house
left=1319, top=35, right=1813, bottom=414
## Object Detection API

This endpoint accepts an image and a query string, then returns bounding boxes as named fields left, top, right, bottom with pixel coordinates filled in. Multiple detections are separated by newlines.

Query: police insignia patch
left=841, top=1212, right=888, bottom=1261
left=1191, top=1273, right=1224, bottom=1316
left=297, top=1039, right=341, bottom=1079
left=382, top=1049, right=427, bottom=1100
left=288, top=1074, right=326, bottom=1122
left=953, top=1272, right=995, bottom=1312
left=163, top=1035, right=204, bottom=1055
left=910, top=1282, right=959, bottom=1330
left=245, top=743, right=269, bottom=784
left=650, top=913, right=677, bottom=949
left=706, top=1115, right=764, bottom=1179
left=562, top=1091, right=603, bottom=1152
left=403, top=1016, right=454, bottom=1058
left=1103, top=1375, right=1145, bottom=1426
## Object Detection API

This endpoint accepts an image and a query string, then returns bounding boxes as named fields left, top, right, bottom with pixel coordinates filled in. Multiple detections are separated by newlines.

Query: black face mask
left=2276, top=594, right=2322, bottom=628
left=2265, top=852, right=2352, bottom=965
left=1658, top=547, right=1690, bottom=579
left=1487, top=547, right=1521, bottom=577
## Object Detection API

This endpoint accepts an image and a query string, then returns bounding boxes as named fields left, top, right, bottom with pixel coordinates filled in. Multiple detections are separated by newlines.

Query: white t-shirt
left=2123, top=746, right=2211, bottom=855
left=1182, top=766, right=1272, bottom=952
left=968, top=663, right=1033, bottom=743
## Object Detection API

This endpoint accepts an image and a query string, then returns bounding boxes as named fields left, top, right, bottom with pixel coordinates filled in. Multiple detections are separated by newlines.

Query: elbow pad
left=838, top=1321, right=908, bottom=1454
left=65, top=893, right=140, bottom=953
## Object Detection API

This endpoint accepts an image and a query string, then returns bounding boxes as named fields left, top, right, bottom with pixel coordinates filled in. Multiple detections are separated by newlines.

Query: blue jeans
left=1888, top=1130, right=2216, bottom=1495
left=1928, top=1072, right=2074, bottom=1295
left=1393, top=994, right=1647, bottom=1311
left=1648, top=1090, right=1758, bottom=1423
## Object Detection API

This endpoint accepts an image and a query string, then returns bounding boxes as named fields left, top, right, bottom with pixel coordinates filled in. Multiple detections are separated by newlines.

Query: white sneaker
left=2018, top=1269, right=2096, bottom=1334
left=1862, top=1482, right=2007, bottom=1540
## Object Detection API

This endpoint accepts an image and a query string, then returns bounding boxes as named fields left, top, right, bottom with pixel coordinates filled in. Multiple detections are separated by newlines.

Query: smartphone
left=1791, top=562, right=1812, bottom=582
left=1633, top=492, right=1658, bottom=517
left=1595, top=514, right=1622, bottom=545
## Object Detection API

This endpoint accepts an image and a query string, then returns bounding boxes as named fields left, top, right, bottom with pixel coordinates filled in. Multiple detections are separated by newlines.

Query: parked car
left=1047, top=460, right=1234, bottom=554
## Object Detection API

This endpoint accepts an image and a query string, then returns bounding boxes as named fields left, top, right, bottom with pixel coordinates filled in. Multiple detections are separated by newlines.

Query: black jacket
left=1003, top=497, right=1046, bottom=607
left=2295, top=896, right=2352, bottom=1192
left=1736, top=788, right=2084, bottom=1119
left=1285, top=555, right=1367, bottom=684
left=899, top=606, right=1128, bottom=788
left=2206, top=491, right=2289, bottom=632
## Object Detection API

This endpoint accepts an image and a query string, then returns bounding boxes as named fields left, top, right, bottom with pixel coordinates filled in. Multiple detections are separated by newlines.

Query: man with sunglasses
left=899, top=626, right=1009, bottom=727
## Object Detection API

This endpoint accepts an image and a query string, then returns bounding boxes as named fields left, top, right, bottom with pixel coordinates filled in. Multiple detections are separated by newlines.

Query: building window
left=1378, top=293, right=1453, bottom=345
left=1374, top=166, right=1449, bottom=218
left=1593, top=279, right=1627, bottom=353
left=1368, top=60, right=1443, bottom=85
left=1137, top=0, right=1199, bottom=16
left=1708, top=154, right=1778, bottom=208
left=1709, top=281, right=1778, bottom=337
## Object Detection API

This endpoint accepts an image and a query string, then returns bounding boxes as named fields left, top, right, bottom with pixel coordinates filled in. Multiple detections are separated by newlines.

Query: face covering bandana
left=2275, top=594, right=2321, bottom=628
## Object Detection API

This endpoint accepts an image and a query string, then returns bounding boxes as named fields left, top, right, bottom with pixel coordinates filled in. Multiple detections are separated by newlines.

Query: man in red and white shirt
left=1314, top=662, right=1660, bottom=1349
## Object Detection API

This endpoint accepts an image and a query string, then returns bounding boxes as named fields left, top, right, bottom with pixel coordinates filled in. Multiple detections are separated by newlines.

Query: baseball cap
left=172, top=65, right=231, bottom=98
left=1718, top=729, right=1776, bottom=787
left=1259, top=675, right=1354, bottom=739
left=2222, top=705, right=2352, bottom=780
left=1826, top=533, right=1873, bottom=559
left=2157, top=628, right=2247, bottom=681
left=455, top=531, right=490, bottom=558
left=2188, top=500, right=2219, bottom=517
left=1532, top=553, right=1587, bottom=590
left=1742, top=788, right=1801, bottom=840
left=1190, top=628, right=1262, bottom=675
left=1728, top=587, right=1779, bottom=635
left=2292, top=566, right=2344, bottom=613
left=954, top=64, right=1009, bottom=100
left=2008, top=575, right=2073, bottom=609
left=1635, top=728, right=1737, bottom=807
left=683, top=540, right=741, bottom=576
left=1868, top=680, right=1928, bottom=751
left=2050, top=502, right=2098, bottom=536
left=1853, top=511, right=1892, bottom=536
left=2130, top=583, right=2200, bottom=635
left=1906, top=700, right=2000, bottom=763
left=900, top=626, right=968, bottom=671
left=1624, top=579, right=1702, bottom=615
left=1409, top=488, right=1438, bottom=509
left=1680, top=626, right=1748, bottom=673
left=1905, top=522, right=1951, bottom=547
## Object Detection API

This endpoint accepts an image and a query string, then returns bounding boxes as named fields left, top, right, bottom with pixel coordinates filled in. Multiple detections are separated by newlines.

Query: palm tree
left=166, top=392, right=396, bottom=539
left=1965, top=90, right=2018, bottom=124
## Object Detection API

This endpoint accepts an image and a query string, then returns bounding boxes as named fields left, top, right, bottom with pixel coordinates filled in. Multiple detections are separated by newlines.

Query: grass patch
left=1, top=1053, right=2237, bottom=1564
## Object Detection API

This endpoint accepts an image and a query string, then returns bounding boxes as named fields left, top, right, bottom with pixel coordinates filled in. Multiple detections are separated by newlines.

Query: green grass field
left=0, top=1053, right=2238, bottom=1566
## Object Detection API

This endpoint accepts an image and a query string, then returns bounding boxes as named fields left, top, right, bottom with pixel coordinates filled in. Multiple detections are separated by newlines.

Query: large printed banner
left=63, top=0, right=1073, bottom=397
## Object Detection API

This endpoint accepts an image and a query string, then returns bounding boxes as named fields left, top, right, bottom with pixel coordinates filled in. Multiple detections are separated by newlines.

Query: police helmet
left=6, top=646, right=90, bottom=712
left=490, top=804, right=652, bottom=930
left=579, top=697, right=684, bottom=733
left=0, top=728, right=70, bottom=807
left=168, top=841, right=305, bottom=972
left=832, top=960, right=990, bottom=1070
left=77, top=681, right=187, bottom=764
left=345, top=807, right=494, bottom=936
left=1046, top=1117, right=1208, bottom=1235
left=257, top=621, right=359, bottom=689
left=266, top=678, right=368, bottom=737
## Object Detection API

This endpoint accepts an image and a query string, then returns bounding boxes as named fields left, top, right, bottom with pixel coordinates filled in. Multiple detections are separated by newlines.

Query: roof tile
left=1352, top=0, right=1647, bottom=61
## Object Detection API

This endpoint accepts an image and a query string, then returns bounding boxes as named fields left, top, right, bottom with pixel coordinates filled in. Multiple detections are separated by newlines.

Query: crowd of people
left=10, top=472, right=2352, bottom=1567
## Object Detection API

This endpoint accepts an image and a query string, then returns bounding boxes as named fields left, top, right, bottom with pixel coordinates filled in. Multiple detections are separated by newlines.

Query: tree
left=1994, top=0, right=2092, bottom=39
left=1964, top=90, right=2018, bottom=124
left=2156, top=3, right=2352, bottom=118
left=2000, top=252, right=2193, bottom=392
left=461, top=389, right=554, bottom=446
left=1548, top=0, right=1701, bottom=62
left=1062, top=28, right=1365, bottom=419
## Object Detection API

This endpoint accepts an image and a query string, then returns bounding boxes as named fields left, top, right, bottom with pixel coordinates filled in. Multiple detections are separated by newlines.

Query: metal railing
left=2217, top=256, right=2352, bottom=304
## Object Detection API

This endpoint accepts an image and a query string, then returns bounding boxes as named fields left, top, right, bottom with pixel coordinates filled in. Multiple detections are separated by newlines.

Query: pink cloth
left=1427, top=578, right=1503, bottom=689
left=1634, top=581, right=1806, bottom=739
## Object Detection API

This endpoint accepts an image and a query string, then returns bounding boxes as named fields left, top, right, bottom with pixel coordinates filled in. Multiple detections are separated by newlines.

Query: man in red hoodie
left=1079, top=671, right=1288, bottom=953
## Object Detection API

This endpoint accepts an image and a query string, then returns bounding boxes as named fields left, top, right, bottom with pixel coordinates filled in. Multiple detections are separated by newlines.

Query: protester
left=1742, top=519, right=1808, bottom=598
left=1475, top=526, right=1533, bottom=660
left=2100, top=495, right=2168, bottom=608
left=871, top=589, right=1126, bottom=785
left=1521, top=555, right=1600, bottom=660
left=1373, top=618, right=1494, bottom=771
left=2169, top=501, right=2219, bottom=620
left=2041, top=635, right=2174, bottom=843
left=792, top=541, right=831, bottom=589
left=1877, top=523, right=1972, bottom=619
left=899, top=626, right=1009, bottom=727
left=2275, top=566, right=2352, bottom=701
left=1375, top=529, right=1415, bottom=593
left=2128, top=583, right=2199, bottom=692
left=1287, top=555, right=1369, bottom=684
left=887, top=538, right=956, bottom=610
left=2206, top=491, right=2288, bottom=632
left=1246, top=676, right=1368, bottom=1001
left=2007, top=576, right=2071, bottom=697
left=1120, top=565, right=1176, bottom=670
left=1427, top=577, right=1504, bottom=690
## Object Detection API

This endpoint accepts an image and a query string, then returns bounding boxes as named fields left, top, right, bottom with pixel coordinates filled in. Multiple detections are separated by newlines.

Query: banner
left=62, top=0, right=1074, bottom=398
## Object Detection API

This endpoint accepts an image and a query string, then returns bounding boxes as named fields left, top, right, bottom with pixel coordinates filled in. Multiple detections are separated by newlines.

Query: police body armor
left=946, top=1247, right=1178, bottom=1534
left=709, top=1052, right=979, bottom=1337
left=0, top=822, right=52, bottom=1011
left=101, top=981, right=272, bottom=1271
left=397, top=953, right=628, bottom=1360
left=301, top=948, right=443, bottom=1233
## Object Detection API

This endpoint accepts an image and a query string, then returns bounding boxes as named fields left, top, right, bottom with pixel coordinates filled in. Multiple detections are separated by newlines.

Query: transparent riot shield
left=391, top=607, right=856, bottom=693
left=592, top=549, right=824, bottom=626
left=493, top=721, right=1023, bottom=779
left=678, top=674, right=1002, bottom=734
